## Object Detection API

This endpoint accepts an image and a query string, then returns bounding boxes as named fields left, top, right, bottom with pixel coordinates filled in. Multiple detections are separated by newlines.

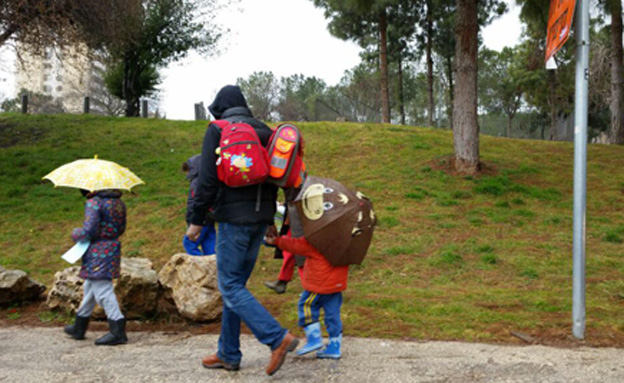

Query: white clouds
left=159, top=0, right=362, bottom=120
left=481, top=2, right=522, bottom=52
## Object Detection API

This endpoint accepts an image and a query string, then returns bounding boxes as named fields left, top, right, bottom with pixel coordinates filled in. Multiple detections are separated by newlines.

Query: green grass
left=37, top=310, right=72, bottom=324
left=2, top=113, right=624, bottom=345
left=480, top=253, right=498, bottom=265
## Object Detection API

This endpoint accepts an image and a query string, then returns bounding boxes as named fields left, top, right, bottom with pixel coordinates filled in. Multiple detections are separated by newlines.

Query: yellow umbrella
left=43, top=155, right=145, bottom=192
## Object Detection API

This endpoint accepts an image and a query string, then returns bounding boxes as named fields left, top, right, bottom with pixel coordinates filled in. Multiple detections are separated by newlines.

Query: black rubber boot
left=95, top=318, right=128, bottom=346
left=64, top=315, right=90, bottom=340
left=264, top=280, right=288, bottom=294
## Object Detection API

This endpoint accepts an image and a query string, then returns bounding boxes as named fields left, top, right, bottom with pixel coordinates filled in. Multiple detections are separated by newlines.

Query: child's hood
left=186, top=155, right=202, bottom=181
left=94, top=190, right=122, bottom=199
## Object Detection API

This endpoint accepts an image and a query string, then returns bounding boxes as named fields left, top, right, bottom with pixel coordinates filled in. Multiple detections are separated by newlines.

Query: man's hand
left=264, top=232, right=277, bottom=246
left=186, top=224, right=203, bottom=242
left=265, top=225, right=278, bottom=238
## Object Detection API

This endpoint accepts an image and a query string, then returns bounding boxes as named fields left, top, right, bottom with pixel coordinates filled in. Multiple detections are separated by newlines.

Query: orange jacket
left=275, top=236, right=348, bottom=294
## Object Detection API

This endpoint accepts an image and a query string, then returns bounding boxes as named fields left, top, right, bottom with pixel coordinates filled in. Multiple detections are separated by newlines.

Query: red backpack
left=266, top=123, right=306, bottom=188
left=212, top=120, right=270, bottom=187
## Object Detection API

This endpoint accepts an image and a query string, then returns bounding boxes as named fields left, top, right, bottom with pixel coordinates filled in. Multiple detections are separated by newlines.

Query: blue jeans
left=298, top=290, right=343, bottom=338
left=216, top=222, right=287, bottom=364
left=183, top=224, right=216, bottom=255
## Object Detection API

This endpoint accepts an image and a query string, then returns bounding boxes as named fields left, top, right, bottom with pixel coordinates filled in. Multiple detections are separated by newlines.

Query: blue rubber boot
left=317, top=334, right=341, bottom=359
left=296, top=322, right=324, bottom=356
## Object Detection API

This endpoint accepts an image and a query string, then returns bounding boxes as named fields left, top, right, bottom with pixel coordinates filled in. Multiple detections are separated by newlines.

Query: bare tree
left=62, top=53, right=126, bottom=116
left=236, top=71, right=279, bottom=121
left=0, top=0, right=80, bottom=52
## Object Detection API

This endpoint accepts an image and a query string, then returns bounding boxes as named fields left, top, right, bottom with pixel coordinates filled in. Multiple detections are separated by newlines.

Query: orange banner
left=545, top=0, right=577, bottom=63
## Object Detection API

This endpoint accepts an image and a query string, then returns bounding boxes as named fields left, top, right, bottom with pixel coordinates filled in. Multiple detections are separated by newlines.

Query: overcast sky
left=0, top=0, right=522, bottom=120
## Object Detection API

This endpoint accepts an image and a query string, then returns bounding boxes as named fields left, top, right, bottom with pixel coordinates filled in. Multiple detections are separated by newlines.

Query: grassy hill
left=1, top=113, right=624, bottom=345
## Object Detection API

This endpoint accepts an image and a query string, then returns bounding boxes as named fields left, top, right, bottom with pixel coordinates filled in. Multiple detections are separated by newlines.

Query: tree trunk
left=452, top=0, right=480, bottom=174
left=548, top=70, right=557, bottom=140
left=609, top=0, right=624, bottom=144
left=397, top=55, right=406, bottom=125
left=506, top=108, right=516, bottom=138
left=426, top=0, right=435, bottom=127
left=379, top=9, right=391, bottom=123
left=123, top=53, right=140, bottom=117
left=446, top=55, right=454, bottom=129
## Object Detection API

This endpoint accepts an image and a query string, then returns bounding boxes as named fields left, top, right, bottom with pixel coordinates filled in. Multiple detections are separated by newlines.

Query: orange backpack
left=266, top=123, right=306, bottom=188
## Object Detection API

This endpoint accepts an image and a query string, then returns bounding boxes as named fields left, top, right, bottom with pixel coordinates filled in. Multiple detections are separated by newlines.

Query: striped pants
left=297, top=290, right=342, bottom=338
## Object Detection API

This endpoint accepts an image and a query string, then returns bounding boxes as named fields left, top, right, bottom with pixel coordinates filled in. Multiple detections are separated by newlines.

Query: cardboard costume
left=289, top=176, right=376, bottom=266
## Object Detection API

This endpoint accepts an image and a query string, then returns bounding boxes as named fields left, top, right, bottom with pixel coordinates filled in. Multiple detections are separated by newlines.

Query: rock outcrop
left=0, top=266, right=46, bottom=305
left=46, top=266, right=83, bottom=312
left=158, top=253, right=221, bottom=322
left=46, top=258, right=160, bottom=319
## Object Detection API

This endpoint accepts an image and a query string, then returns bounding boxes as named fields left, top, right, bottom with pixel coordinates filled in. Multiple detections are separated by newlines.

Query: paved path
left=0, top=327, right=623, bottom=382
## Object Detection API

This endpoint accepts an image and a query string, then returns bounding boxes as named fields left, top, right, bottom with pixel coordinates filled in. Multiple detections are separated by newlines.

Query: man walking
left=186, top=85, right=298, bottom=376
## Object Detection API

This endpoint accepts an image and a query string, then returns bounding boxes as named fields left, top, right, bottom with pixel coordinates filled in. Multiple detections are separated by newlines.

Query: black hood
left=208, top=85, right=248, bottom=119
left=186, top=154, right=201, bottom=181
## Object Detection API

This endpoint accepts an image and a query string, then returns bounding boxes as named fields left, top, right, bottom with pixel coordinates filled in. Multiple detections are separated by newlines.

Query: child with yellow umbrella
left=43, top=156, right=144, bottom=346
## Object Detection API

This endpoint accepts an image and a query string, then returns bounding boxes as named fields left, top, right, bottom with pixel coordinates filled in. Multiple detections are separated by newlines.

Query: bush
left=1, top=88, right=65, bottom=114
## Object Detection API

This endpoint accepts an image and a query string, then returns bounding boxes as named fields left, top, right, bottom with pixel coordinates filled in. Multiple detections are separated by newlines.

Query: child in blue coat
left=64, top=189, right=128, bottom=346
left=182, top=155, right=216, bottom=255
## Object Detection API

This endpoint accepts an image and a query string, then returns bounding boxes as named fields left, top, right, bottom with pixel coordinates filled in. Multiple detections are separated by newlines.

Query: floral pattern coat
left=72, top=190, right=126, bottom=279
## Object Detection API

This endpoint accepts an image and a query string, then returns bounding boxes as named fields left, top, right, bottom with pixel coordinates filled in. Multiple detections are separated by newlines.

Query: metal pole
left=84, top=97, right=90, bottom=114
left=141, top=100, right=148, bottom=118
left=21, top=94, right=28, bottom=114
left=572, top=0, right=589, bottom=340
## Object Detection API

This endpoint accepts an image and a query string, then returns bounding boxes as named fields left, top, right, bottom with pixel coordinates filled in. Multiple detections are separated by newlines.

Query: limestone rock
left=0, top=266, right=46, bottom=305
left=46, top=266, right=83, bottom=312
left=46, top=258, right=159, bottom=319
left=158, top=253, right=221, bottom=322
left=113, top=258, right=160, bottom=319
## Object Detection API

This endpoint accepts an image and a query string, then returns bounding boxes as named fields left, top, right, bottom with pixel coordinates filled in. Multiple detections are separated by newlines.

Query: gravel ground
left=1, top=327, right=623, bottom=383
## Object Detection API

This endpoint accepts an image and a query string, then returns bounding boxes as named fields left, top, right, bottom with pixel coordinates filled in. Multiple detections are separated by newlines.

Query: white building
left=14, top=44, right=122, bottom=115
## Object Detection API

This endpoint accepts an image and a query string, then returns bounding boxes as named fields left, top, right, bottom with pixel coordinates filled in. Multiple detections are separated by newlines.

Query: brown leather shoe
left=266, top=332, right=299, bottom=376
left=201, top=353, right=240, bottom=371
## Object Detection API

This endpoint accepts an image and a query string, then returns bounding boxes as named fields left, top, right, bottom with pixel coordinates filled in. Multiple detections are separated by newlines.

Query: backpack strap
left=210, top=119, right=230, bottom=132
